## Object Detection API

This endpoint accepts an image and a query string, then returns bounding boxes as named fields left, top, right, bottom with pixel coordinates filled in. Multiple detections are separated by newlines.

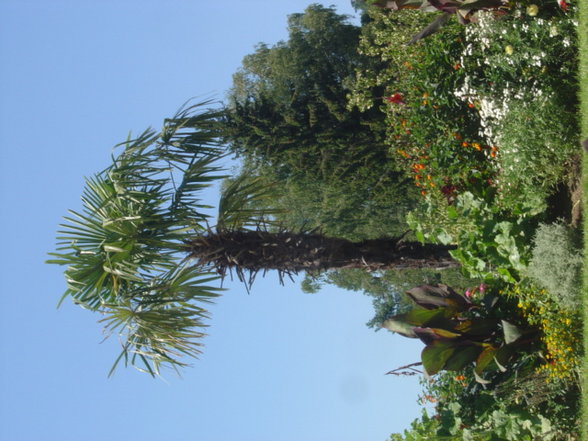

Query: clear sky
left=0, top=2, right=428, bottom=440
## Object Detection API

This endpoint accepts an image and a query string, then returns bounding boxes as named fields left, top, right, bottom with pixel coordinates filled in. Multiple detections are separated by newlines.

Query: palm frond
left=99, top=265, right=222, bottom=376
left=159, top=100, right=226, bottom=163
left=216, top=175, right=282, bottom=232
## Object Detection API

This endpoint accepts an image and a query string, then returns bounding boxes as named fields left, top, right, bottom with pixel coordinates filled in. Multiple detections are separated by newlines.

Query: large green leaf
left=444, top=344, right=483, bottom=371
left=405, top=284, right=469, bottom=311
left=381, top=315, right=418, bottom=338
left=501, top=320, right=523, bottom=344
left=421, top=340, right=456, bottom=375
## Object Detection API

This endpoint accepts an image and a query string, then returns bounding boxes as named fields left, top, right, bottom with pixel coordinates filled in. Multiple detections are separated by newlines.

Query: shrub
left=526, top=221, right=582, bottom=309
left=492, top=98, right=579, bottom=213
left=507, top=282, right=582, bottom=385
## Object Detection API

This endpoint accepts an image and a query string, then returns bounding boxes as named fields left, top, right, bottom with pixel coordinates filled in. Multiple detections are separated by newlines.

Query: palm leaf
left=216, top=174, right=282, bottom=232
left=99, top=265, right=222, bottom=376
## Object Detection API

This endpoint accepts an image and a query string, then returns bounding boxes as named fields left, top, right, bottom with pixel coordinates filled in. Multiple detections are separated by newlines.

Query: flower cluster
left=513, top=286, right=581, bottom=383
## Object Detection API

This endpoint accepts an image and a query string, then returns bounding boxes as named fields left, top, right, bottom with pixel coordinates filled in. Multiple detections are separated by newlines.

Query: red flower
left=558, top=0, right=568, bottom=11
left=385, top=93, right=405, bottom=105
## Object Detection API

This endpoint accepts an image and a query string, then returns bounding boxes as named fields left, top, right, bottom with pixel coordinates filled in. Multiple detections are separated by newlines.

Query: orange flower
left=455, top=375, right=465, bottom=381
left=453, top=63, right=461, bottom=70
left=461, top=141, right=469, bottom=147
left=472, top=143, right=482, bottom=151
left=468, top=103, right=475, bottom=109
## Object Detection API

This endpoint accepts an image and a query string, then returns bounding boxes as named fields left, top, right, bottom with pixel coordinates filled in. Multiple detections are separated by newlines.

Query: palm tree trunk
left=187, top=231, right=458, bottom=284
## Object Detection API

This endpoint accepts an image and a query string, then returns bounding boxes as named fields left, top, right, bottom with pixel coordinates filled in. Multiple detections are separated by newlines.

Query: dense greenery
left=346, top=0, right=582, bottom=438
left=48, top=0, right=583, bottom=437
left=224, top=4, right=418, bottom=240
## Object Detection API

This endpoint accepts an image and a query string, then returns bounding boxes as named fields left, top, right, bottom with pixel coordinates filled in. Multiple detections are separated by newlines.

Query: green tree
left=49, top=103, right=456, bottom=376
left=225, top=4, right=417, bottom=240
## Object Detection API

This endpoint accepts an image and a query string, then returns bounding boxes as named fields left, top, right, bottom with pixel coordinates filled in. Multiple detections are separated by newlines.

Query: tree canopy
left=225, top=4, right=418, bottom=240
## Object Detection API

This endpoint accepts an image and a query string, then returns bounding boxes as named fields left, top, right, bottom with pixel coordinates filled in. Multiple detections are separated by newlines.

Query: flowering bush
left=455, top=1, right=579, bottom=211
left=507, top=283, right=582, bottom=384
left=348, top=10, right=496, bottom=200
left=350, top=1, right=579, bottom=213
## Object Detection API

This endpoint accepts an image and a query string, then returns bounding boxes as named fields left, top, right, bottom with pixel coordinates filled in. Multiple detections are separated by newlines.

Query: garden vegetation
left=49, top=0, right=584, bottom=439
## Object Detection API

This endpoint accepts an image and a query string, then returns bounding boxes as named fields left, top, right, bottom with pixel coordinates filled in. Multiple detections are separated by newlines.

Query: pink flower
left=479, top=284, right=486, bottom=294
left=464, top=290, right=472, bottom=299
left=385, top=93, right=405, bottom=105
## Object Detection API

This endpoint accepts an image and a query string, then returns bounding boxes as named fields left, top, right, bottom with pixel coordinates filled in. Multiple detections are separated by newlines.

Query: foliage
left=225, top=4, right=419, bottom=241
left=413, top=354, right=580, bottom=439
left=243, top=166, right=416, bottom=241
left=455, top=3, right=579, bottom=212
left=48, top=102, right=228, bottom=375
left=506, top=282, right=582, bottom=385
left=350, top=8, right=491, bottom=192
left=381, top=284, right=536, bottom=379
left=226, top=3, right=379, bottom=178
left=350, top=2, right=578, bottom=214
left=387, top=409, right=440, bottom=441
left=526, top=221, right=583, bottom=310
left=408, top=191, right=537, bottom=283
left=390, top=388, right=560, bottom=441
left=489, top=98, right=579, bottom=212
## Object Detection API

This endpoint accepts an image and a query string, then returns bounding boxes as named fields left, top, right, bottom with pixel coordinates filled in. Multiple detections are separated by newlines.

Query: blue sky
left=0, top=2, right=428, bottom=440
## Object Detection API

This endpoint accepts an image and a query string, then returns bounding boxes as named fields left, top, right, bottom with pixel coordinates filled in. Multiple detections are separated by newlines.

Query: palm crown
left=48, top=101, right=273, bottom=376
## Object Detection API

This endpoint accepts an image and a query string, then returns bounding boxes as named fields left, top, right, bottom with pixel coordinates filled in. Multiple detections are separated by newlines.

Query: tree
left=48, top=103, right=456, bottom=376
left=225, top=4, right=417, bottom=240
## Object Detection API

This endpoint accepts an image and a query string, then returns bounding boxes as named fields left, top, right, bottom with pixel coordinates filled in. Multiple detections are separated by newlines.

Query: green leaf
left=475, top=345, right=498, bottom=374
left=406, top=284, right=469, bottom=311
left=501, top=320, right=523, bottom=344
left=421, top=340, right=456, bottom=375
left=444, top=345, right=482, bottom=371
left=381, top=315, right=418, bottom=338
left=436, top=230, right=453, bottom=245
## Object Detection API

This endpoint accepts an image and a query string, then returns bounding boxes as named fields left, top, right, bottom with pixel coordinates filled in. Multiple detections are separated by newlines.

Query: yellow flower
left=505, top=45, right=514, bottom=55
left=527, top=4, right=539, bottom=16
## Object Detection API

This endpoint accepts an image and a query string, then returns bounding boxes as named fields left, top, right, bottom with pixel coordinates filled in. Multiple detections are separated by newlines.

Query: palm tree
left=48, top=101, right=457, bottom=376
